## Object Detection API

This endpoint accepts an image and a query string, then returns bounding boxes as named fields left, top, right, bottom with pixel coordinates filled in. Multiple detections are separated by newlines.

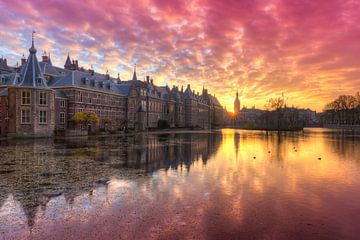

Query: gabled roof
left=115, top=83, right=132, bottom=95
left=184, top=85, right=195, bottom=100
left=155, top=86, right=172, bottom=101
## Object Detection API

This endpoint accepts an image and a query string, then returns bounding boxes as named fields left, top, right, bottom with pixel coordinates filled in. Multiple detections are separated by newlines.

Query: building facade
left=0, top=37, right=224, bottom=137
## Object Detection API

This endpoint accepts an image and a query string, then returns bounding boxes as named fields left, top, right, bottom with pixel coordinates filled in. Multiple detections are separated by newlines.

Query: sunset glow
left=0, top=0, right=359, bottom=111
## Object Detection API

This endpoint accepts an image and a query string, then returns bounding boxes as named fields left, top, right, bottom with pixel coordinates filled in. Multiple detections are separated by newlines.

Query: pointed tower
left=64, top=53, right=72, bottom=69
left=234, top=90, right=240, bottom=115
left=132, top=64, right=138, bottom=81
left=117, top=72, right=121, bottom=84
left=19, top=31, right=48, bottom=88
left=6, top=31, right=55, bottom=137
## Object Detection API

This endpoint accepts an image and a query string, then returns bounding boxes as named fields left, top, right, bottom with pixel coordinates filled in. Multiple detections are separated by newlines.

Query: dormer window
left=1, top=77, right=6, bottom=84
left=36, top=77, right=42, bottom=86
left=16, top=77, right=21, bottom=84
left=99, top=82, right=103, bottom=88
left=81, top=77, right=88, bottom=85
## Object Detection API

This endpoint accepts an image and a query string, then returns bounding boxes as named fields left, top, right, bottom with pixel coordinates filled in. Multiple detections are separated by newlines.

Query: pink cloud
left=0, top=0, right=359, bottom=111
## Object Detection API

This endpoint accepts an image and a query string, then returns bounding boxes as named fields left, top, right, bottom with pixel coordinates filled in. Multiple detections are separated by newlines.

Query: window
left=21, top=109, right=30, bottom=124
left=79, top=92, right=83, bottom=102
left=39, top=111, right=47, bottom=124
left=39, top=92, right=47, bottom=106
left=60, top=100, right=65, bottom=108
left=21, top=91, right=31, bottom=105
left=60, top=112, right=65, bottom=124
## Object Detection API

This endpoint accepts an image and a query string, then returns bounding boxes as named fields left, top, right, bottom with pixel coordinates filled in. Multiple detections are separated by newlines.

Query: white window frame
left=21, top=91, right=31, bottom=105
left=39, top=110, right=47, bottom=124
left=59, top=112, right=65, bottom=124
left=21, top=109, right=31, bottom=124
left=39, top=92, right=47, bottom=106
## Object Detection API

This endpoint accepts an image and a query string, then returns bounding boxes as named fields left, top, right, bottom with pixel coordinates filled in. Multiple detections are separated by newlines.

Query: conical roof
left=132, top=64, right=138, bottom=81
left=64, top=53, right=71, bottom=67
left=19, top=33, right=48, bottom=88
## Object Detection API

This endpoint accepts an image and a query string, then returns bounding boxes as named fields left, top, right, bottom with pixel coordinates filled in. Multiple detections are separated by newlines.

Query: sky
left=0, top=0, right=359, bottom=112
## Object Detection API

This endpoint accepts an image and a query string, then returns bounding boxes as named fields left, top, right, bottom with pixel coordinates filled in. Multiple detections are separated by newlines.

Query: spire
left=29, top=31, right=36, bottom=54
left=132, top=64, right=138, bottom=81
left=117, top=72, right=121, bottom=84
left=19, top=32, right=48, bottom=88
left=64, top=52, right=71, bottom=67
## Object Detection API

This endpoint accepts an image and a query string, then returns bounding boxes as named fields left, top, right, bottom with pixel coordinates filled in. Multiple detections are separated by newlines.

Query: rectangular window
left=79, top=92, right=83, bottom=102
left=21, top=109, right=30, bottom=124
left=60, top=112, right=65, bottom=123
left=39, top=92, right=47, bottom=106
left=60, top=100, right=65, bottom=108
left=21, top=91, right=31, bottom=105
left=39, top=111, right=47, bottom=124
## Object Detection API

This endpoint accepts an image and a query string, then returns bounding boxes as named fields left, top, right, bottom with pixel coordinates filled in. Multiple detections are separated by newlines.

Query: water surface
left=0, top=128, right=359, bottom=240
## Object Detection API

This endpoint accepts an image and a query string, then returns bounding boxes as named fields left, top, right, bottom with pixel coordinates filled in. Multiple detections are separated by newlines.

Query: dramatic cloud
left=0, top=0, right=359, bottom=111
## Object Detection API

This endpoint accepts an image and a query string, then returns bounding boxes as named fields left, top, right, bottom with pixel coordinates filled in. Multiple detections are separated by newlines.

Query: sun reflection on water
left=0, top=129, right=359, bottom=239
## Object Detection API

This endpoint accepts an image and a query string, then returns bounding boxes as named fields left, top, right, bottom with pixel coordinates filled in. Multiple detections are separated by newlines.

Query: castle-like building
left=0, top=36, right=225, bottom=137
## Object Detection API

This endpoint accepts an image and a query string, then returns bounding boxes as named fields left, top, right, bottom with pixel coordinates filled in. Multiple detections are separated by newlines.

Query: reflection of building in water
left=0, top=132, right=222, bottom=228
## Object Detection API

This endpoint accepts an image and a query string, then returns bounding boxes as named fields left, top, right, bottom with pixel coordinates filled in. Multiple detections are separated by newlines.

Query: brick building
left=0, top=36, right=224, bottom=137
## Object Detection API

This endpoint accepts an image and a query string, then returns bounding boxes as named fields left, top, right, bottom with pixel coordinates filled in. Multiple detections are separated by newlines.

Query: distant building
left=234, top=90, right=240, bottom=116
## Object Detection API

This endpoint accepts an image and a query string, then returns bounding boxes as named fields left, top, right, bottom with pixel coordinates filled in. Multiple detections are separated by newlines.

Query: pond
left=0, top=128, right=359, bottom=239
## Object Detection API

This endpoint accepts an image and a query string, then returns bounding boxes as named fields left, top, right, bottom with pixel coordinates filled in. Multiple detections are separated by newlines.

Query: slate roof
left=18, top=39, right=48, bottom=88
left=0, top=58, right=12, bottom=73
left=115, top=83, right=132, bottom=95
left=39, top=62, right=61, bottom=76
left=155, top=86, right=172, bottom=101
left=208, top=95, right=221, bottom=106
left=183, top=85, right=196, bottom=100
left=0, top=72, right=21, bottom=86
left=48, top=70, right=127, bottom=96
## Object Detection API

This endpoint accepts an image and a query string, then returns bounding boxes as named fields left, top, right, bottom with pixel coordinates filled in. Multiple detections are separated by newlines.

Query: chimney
left=181, top=85, right=183, bottom=92
left=42, top=55, right=48, bottom=63
left=146, top=76, right=150, bottom=83
left=21, top=57, right=26, bottom=65
left=89, top=69, right=94, bottom=75
left=150, top=78, right=153, bottom=85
